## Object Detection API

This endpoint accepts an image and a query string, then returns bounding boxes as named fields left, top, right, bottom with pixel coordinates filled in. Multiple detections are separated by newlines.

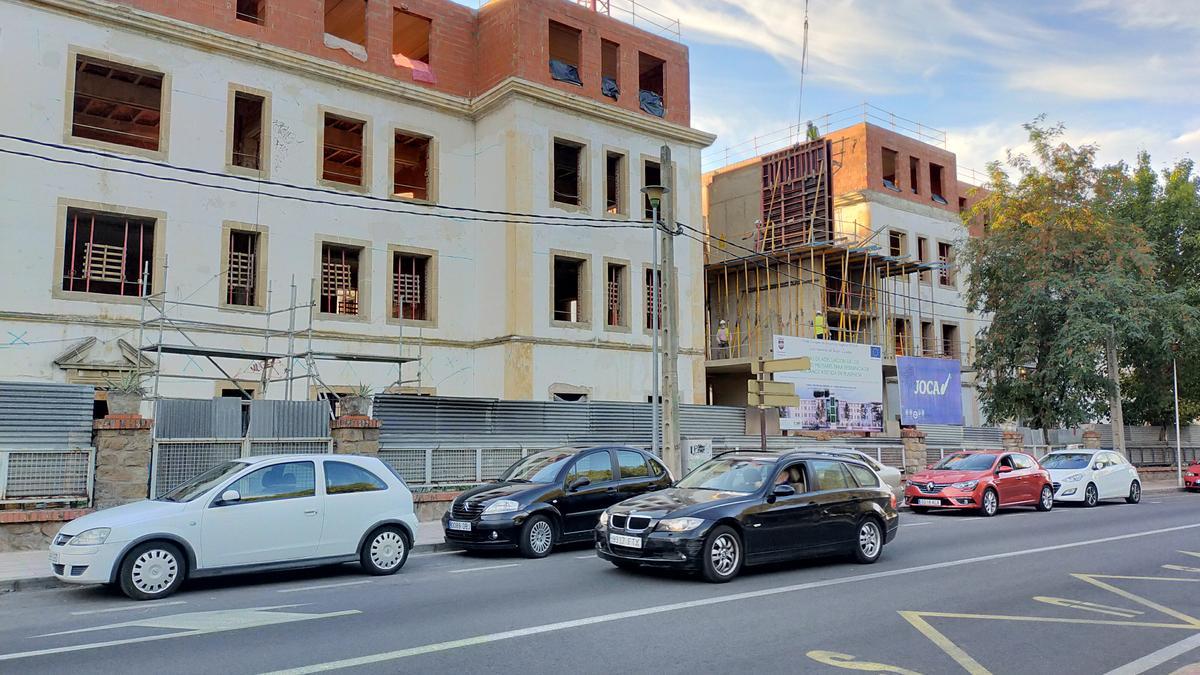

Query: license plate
left=610, top=533, right=642, bottom=549
left=447, top=520, right=472, bottom=532
left=916, top=499, right=941, bottom=507
left=48, top=552, right=59, bottom=564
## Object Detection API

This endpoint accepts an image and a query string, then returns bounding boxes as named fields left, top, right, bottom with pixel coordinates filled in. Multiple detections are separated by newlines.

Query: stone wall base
left=0, top=509, right=92, bottom=552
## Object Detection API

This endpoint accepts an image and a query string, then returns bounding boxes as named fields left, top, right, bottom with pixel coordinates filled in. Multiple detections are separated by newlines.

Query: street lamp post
left=1172, top=341, right=1183, bottom=488
left=641, top=184, right=669, bottom=460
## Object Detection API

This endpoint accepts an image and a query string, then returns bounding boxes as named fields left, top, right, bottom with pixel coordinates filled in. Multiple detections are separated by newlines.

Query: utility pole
left=1173, top=342, right=1183, bottom=487
left=1106, top=332, right=1127, bottom=456
left=659, top=145, right=681, bottom=477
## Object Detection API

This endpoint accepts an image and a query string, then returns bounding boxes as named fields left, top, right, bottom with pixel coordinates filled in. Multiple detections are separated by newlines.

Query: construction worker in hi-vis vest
left=813, top=311, right=827, bottom=339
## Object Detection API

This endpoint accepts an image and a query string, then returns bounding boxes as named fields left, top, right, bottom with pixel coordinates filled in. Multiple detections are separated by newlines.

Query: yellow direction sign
left=747, top=392, right=801, bottom=407
left=747, top=380, right=796, bottom=395
left=752, top=356, right=812, bottom=374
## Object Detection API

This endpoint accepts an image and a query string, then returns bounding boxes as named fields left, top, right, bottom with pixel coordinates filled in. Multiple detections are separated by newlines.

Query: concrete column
left=901, top=427, right=927, bottom=476
left=331, top=415, right=381, bottom=456
left=92, top=416, right=154, bottom=509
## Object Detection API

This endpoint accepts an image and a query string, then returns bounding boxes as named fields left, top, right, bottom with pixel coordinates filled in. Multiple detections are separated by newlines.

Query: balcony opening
left=393, top=10, right=434, bottom=83
left=941, top=324, right=960, bottom=359
left=71, top=55, right=164, bottom=152
left=908, top=156, right=920, bottom=195
left=921, top=321, right=935, bottom=356
left=917, top=236, right=930, bottom=282
left=605, top=151, right=625, bottom=215
left=638, top=52, right=665, bottom=117
left=643, top=159, right=662, bottom=219
left=393, top=131, right=431, bottom=200
left=601, top=39, right=620, bottom=100
left=893, top=318, right=912, bottom=356
left=930, top=163, right=947, bottom=204
left=226, top=230, right=260, bottom=307
left=958, top=196, right=967, bottom=212
left=553, top=255, right=586, bottom=323
left=549, top=21, right=582, bottom=86
left=236, top=0, right=264, bottom=24
left=320, top=243, right=362, bottom=316
left=322, top=113, right=365, bottom=187
left=938, top=242, right=955, bottom=286
left=645, top=267, right=662, bottom=329
left=61, top=208, right=156, bottom=296
left=324, top=0, right=367, bottom=61
left=605, top=262, right=627, bottom=327
left=392, top=252, right=430, bottom=321
left=231, top=92, right=264, bottom=171
left=881, top=148, right=899, bottom=191
left=552, top=139, right=584, bottom=206
left=888, top=230, right=907, bottom=258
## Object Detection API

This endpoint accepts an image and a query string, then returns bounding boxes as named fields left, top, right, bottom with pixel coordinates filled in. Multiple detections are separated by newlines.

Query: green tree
left=962, top=120, right=1158, bottom=443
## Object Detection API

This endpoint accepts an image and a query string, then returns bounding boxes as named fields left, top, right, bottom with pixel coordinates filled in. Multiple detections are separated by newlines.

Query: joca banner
left=897, top=356, right=963, bottom=425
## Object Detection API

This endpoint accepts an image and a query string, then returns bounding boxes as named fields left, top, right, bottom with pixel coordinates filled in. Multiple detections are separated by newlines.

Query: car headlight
left=482, top=499, right=519, bottom=515
left=950, top=480, right=978, bottom=490
left=68, top=528, right=111, bottom=546
left=656, top=517, right=704, bottom=533
left=1064, top=473, right=1084, bottom=482
left=598, top=511, right=609, bottom=527
left=1188, top=472, right=1197, bottom=477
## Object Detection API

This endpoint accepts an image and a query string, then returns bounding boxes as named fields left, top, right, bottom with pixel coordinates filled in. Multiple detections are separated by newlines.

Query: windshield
left=933, top=453, right=997, bottom=471
left=1041, top=453, right=1091, bottom=469
left=158, top=461, right=247, bottom=502
left=502, top=451, right=575, bottom=483
left=676, top=457, right=777, bottom=494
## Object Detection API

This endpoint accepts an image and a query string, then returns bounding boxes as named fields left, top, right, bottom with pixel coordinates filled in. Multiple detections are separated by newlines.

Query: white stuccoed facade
left=0, top=1, right=713, bottom=404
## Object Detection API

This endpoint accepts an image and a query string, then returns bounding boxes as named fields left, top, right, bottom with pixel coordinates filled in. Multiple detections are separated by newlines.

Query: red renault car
left=1186, top=462, right=1200, bottom=491
left=905, top=450, right=1054, bottom=517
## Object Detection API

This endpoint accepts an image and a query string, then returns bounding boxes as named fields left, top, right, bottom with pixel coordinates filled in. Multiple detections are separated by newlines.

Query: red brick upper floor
left=105, top=0, right=692, bottom=126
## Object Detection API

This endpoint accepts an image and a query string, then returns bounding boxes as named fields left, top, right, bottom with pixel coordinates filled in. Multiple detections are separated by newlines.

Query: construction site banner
left=897, top=356, right=963, bottom=426
left=772, top=335, right=884, bottom=432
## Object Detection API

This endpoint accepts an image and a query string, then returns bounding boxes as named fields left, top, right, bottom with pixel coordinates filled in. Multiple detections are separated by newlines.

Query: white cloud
left=1006, top=56, right=1200, bottom=103
left=1076, top=0, right=1200, bottom=32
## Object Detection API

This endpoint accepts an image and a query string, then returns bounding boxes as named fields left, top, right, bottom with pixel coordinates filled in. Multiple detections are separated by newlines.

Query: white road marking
left=70, top=601, right=187, bottom=616
left=900, top=522, right=934, bottom=528
left=447, top=564, right=519, bottom=574
left=1103, top=631, right=1200, bottom=675
left=575, top=554, right=598, bottom=559
left=411, top=550, right=465, bottom=558
left=267, top=522, right=1200, bottom=674
left=277, top=580, right=373, bottom=594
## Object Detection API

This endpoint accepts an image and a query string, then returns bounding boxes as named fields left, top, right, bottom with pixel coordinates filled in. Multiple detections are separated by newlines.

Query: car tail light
left=889, top=493, right=897, bottom=510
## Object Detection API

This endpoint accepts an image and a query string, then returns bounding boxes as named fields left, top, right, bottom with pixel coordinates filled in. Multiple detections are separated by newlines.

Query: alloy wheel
left=858, top=520, right=881, bottom=559
left=370, top=530, right=406, bottom=570
left=710, top=533, right=739, bottom=577
left=1085, top=484, right=1098, bottom=507
left=1040, top=486, right=1053, bottom=510
left=529, top=520, right=553, bottom=555
left=130, top=548, right=179, bottom=595
left=1127, top=481, right=1141, bottom=504
left=983, top=490, right=998, bottom=516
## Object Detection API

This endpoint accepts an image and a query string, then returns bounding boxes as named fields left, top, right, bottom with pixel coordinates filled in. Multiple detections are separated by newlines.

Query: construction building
left=702, top=108, right=986, bottom=432
left=0, top=0, right=714, bottom=407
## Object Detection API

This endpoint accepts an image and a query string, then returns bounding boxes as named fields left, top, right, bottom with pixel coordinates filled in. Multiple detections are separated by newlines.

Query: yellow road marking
left=899, top=611, right=991, bottom=675
left=806, top=650, right=923, bottom=675
left=1169, top=663, right=1200, bottom=675
left=1033, top=596, right=1143, bottom=618
left=904, top=611, right=1194, bottom=630
left=1074, top=574, right=1200, bottom=627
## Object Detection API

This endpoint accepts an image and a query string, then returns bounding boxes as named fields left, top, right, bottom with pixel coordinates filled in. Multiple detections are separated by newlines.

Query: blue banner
left=897, top=356, right=963, bottom=426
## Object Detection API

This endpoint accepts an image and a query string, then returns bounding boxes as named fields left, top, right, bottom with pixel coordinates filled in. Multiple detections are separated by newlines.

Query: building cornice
left=836, top=188, right=964, bottom=224
left=26, top=0, right=715, bottom=148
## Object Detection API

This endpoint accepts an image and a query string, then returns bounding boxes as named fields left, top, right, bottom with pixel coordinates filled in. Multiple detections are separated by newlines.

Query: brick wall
left=826, top=123, right=961, bottom=216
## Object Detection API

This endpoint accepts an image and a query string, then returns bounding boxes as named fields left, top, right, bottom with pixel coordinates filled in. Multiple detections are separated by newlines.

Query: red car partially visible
left=1186, top=462, right=1200, bottom=491
left=905, top=450, right=1054, bottom=517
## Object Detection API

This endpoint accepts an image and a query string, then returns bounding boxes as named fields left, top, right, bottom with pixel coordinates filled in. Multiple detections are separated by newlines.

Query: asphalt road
left=1, top=494, right=1199, bottom=675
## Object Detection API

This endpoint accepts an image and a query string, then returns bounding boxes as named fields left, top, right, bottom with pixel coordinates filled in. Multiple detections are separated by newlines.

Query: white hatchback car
left=49, top=455, right=418, bottom=600
left=1041, top=449, right=1142, bottom=506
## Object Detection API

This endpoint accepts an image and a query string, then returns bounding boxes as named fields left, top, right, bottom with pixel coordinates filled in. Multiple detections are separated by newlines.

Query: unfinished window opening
left=71, top=55, right=164, bottom=152
left=605, top=262, right=627, bottom=328
left=941, top=324, right=960, bottom=359
left=324, top=0, right=367, bottom=60
left=552, top=139, right=584, bottom=206
left=220, top=386, right=256, bottom=400
left=549, top=21, right=582, bottom=86
left=231, top=92, right=264, bottom=171
left=908, top=156, right=920, bottom=195
left=552, top=392, right=588, bottom=402
left=320, top=243, right=361, bottom=316
left=552, top=255, right=586, bottom=323
left=601, top=39, right=620, bottom=100
left=645, top=267, right=662, bottom=330
left=394, top=131, right=431, bottom=200
left=392, top=252, right=429, bottom=321
left=881, top=148, right=899, bottom=191
left=893, top=318, right=912, bottom=356
left=226, top=230, right=260, bottom=307
left=236, top=0, right=264, bottom=24
left=938, top=242, right=955, bottom=286
left=958, top=197, right=967, bottom=212
left=643, top=159, right=662, bottom=219
left=888, top=230, right=907, bottom=258
left=393, top=10, right=434, bottom=82
left=921, top=321, right=935, bottom=356
left=930, top=163, right=947, bottom=204
left=61, top=208, right=156, bottom=297
left=605, top=151, right=625, bottom=215
left=916, top=236, right=930, bottom=282
left=322, top=113, right=365, bottom=187
left=638, top=52, right=665, bottom=117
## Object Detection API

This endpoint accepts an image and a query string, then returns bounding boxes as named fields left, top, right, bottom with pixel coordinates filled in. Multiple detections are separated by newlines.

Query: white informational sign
left=771, top=335, right=885, bottom=432
left=684, top=438, right=713, bottom=473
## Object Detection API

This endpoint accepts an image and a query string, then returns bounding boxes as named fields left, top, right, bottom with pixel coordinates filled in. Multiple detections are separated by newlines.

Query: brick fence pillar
left=92, top=415, right=154, bottom=509
left=901, top=427, right=927, bottom=476
left=331, top=416, right=381, bottom=456
left=1000, top=422, right=1024, bottom=452
left=1082, top=427, right=1102, bottom=449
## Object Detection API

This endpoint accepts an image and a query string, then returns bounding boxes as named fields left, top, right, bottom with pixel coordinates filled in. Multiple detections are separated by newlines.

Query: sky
left=620, top=0, right=1200, bottom=178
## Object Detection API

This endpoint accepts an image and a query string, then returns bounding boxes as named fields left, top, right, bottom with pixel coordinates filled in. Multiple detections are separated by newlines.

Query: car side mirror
left=568, top=477, right=591, bottom=491
left=219, top=489, right=241, bottom=504
left=772, top=484, right=796, bottom=497
left=996, top=465, right=1013, bottom=474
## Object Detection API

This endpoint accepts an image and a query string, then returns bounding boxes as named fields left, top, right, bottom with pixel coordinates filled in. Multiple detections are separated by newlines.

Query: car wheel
left=360, top=526, right=409, bottom=575
left=518, top=515, right=555, bottom=558
left=979, top=488, right=998, bottom=517
left=1126, top=480, right=1141, bottom=504
left=909, top=506, right=930, bottom=515
left=118, top=541, right=185, bottom=601
left=701, top=525, right=743, bottom=583
left=1036, top=485, right=1054, bottom=511
left=853, top=518, right=884, bottom=564
left=1084, top=483, right=1099, bottom=507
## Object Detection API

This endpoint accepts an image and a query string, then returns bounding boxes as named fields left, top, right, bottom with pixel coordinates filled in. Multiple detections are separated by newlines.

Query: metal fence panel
left=1, top=450, right=93, bottom=500
left=247, top=401, right=329, bottom=438
left=432, top=448, right=477, bottom=483
left=0, top=382, right=94, bottom=449
left=246, top=439, right=332, bottom=456
left=378, top=448, right=427, bottom=484
left=152, top=440, right=242, bottom=497
left=155, top=398, right=242, bottom=439
left=481, top=448, right=523, bottom=480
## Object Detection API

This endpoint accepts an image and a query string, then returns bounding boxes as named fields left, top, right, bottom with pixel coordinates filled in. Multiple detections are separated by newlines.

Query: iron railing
left=0, top=448, right=95, bottom=505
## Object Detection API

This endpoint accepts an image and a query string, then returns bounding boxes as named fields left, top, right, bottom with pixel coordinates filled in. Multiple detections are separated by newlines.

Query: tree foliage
left=962, top=120, right=1158, bottom=437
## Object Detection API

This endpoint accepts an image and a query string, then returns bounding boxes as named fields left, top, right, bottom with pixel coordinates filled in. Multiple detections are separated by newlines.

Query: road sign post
left=748, top=356, right=809, bottom=452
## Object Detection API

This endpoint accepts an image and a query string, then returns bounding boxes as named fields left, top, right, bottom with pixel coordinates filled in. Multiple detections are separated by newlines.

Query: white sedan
left=1041, top=449, right=1142, bottom=506
left=49, top=455, right=418, bottom=600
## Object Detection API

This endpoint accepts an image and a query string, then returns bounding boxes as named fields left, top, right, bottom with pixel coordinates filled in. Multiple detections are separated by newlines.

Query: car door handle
left=606, top=488, right=618, bottom=495
left=304, top=510, right=319, bottom=516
